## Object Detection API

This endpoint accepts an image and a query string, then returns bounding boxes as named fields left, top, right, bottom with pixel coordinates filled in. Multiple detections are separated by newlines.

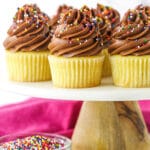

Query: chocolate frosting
left=48, top=9, right=103, bottom=57
left=49, top=5, right=73, bottom=35
left=80, top=5, right=97, bottom=18
left=96, top=4, right=120, bottom=30
left=92, top=4, right=120, bottom=47
left=3, top=4, right=51, bottom=52
left=136, top=5, right=150, bottom=22
left=79, top=5, right=110, bottom=47
left=109, top=9, right=150, bottom=56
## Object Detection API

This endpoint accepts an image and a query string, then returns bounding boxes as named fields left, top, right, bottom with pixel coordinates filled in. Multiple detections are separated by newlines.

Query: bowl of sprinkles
left=0, top=132, right=71, bottom=150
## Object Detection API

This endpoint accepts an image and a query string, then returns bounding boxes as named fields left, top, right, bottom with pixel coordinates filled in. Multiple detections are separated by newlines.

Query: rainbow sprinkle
left=0, top=135, right=65, bottom=150
left=13, top=4, right=49, bottom=28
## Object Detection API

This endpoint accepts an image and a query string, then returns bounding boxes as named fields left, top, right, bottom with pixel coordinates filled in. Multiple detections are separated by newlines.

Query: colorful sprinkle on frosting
left=13, top=4, right=49, bottom=27
left=49, top=8, right=104, bottom=57
left=49, top=4, right=73, bottom=36
left=96, top=3, right=120, bottom=30
left=109, top=6, right=150, bottom=56
left=3, top=4, right=51, bottom=52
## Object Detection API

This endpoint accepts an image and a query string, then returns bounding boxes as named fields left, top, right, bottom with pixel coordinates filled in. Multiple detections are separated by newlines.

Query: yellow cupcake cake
left=48, top=8, right=105, bottom=88
left=3, top=4, right=51, bottom=82
left=108, top=7, right=150, bottom=88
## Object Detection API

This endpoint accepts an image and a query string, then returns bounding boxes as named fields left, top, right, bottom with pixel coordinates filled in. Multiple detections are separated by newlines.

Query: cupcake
left=96, top=4, right=120, bottom=77
left=3, top=4, right=51, bottom=82
left=108, top=8, right=150, bottom=87
left=48, top=9, right=104, bottom=88
left=49, top=4, right=73, bottom=36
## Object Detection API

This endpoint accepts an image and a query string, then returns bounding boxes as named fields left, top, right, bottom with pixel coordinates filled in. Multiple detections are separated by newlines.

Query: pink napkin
left=0, top=98, right=149, bottom=139
left=0, top=98, right=82, bottom=138
left=139, top=100, right=150, bottom=132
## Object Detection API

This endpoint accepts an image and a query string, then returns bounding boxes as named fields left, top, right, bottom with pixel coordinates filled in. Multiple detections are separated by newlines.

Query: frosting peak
left=96, top=3, right=120, bottom=30
left=80, top=5, right=97, bottom=19
left=13, top=4, right=41, bottom=23
left=95, top=4, right=120, bottom=47
left=49, top=5, right=72, bottom=35
left=59, top=9, right=85, bottom=25
left=136, top=5, right=150, bottom=25
left=109, top=8, right=150, bottom=56
left=3, top=4, right=51, bottom=52
left=122, top=9, right=147, bottom=25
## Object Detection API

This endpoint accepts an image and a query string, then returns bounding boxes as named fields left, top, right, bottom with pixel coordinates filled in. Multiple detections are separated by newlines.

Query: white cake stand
left=0, top=58, right=150, bottom=150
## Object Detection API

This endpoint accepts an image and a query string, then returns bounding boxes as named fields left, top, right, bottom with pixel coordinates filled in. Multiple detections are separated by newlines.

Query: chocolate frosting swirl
left=96, top=4, right=120, bottom=30
left=49, top=5, right=73, bottom=35
left=48, top=9, right=102, bottom=57
left=80, top=5, right=97, bottom=19
left=80, top=5, right=110, bottom=47
left=136, top=5, right=150, bottom=24
left=91, top=4, right=120, bottom=47
left=109, top=9, right=150, bottom=56
left=3, top=4, right=51, bottom=52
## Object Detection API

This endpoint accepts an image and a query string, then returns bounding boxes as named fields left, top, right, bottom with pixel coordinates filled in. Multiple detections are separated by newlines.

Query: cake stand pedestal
left=72, top=101, right=150, bottom=150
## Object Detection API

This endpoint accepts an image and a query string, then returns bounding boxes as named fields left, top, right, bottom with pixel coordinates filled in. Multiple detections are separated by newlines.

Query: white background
left=0, top=0, right=145, bottom=105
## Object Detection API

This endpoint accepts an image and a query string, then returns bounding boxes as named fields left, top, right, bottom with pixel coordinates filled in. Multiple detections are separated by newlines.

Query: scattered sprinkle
left=76, top=38, right=80, bottom=41
left=144, top=38, right=148, bottom=43
left=128, top=25, right=132, bottom=29
left=122, top=27, right=125, bottom=30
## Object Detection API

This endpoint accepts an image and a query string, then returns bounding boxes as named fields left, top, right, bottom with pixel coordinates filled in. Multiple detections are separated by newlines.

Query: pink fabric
left=0, top=98, right=82, bottom=138
left=139, top=100, right=150, bottom=132
left=0, top=98, right=149, bottom=139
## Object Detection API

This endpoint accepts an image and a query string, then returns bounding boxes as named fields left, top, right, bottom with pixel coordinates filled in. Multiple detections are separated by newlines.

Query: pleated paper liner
left=110, top=55, right=150, bottom=88
left=48, top=55, right=104, bottom=88
left=6, top=50, right=51, bottom=82
left=101, top=49, right=112, bottom=77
